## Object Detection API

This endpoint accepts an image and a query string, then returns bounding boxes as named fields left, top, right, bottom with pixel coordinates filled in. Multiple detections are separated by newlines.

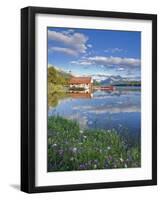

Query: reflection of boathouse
left=70, top=92, right=93, bottom=99
left=69, top=77, right=93, bottom=93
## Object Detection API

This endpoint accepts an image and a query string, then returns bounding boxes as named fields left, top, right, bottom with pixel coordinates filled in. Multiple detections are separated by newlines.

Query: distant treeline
left=93, top=80, right=101, bottom=86
left=113, top=81, right=141, bottom=87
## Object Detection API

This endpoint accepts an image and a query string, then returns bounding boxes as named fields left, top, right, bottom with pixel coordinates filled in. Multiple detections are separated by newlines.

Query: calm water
left=48, top=87, right=141, bottom=139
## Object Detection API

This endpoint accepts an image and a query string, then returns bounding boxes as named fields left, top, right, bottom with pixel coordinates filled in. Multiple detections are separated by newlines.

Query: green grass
left=48, top=116, right=141, bottom=172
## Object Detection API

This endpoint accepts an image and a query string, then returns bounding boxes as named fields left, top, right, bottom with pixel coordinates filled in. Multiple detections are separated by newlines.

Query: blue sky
left=48, top=27, right=141, bottom=81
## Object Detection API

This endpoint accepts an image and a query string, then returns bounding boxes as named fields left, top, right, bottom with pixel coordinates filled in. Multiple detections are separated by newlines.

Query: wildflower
left=94, top=159, right=98, bottom=164
left=64, top=141, right=68, bottom=144
left=93, top=164, right=97, bottom=169
left=52, top=143, right=57, bottom=148
left=104, top=160, right=109, bottom=168
left=72, top=147, right=77, bottom=153
left=88, top=160, right=92, bottom=165
left=108, top=155, right=112, bottom=160
left=79, top=164, right=86, bottom=170
left=107, top=146, right=111, bottom=150
left=83, top=135, right=87, bottom=140
left=79, top=130, right=83, bottom=134
left=58, top=149, right=64, bottom=156
left=128, top=155, right=132, bottom=161
left=70, top=157, right=74, bottom=161
left=124, top=163, right=128, bottom=168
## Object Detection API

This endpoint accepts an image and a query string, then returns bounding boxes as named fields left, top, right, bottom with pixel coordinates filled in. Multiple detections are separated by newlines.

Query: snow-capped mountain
left=94, top=75, right=141, bottom=85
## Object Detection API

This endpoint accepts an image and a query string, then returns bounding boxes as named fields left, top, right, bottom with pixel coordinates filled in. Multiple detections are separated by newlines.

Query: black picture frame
left=21, top=6, right=157, bottom=193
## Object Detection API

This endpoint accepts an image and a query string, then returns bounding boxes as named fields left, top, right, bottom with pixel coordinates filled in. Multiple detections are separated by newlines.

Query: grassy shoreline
left=48, top=116, right=141, bottom=172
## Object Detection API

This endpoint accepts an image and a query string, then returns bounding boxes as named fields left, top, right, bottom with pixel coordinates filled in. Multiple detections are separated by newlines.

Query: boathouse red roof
left=69, top=77, right=92, bottom=84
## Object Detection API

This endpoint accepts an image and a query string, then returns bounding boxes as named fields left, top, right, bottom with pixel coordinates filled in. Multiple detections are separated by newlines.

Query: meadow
left=48, top=116, right=141, bottom=171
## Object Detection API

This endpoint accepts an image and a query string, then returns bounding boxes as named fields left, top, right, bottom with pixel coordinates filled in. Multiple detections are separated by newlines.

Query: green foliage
left=48, top=116, right=141, bottom=171
left=48, top=66, right=71, bottom=85
left=48, top=66, right=71, bottom=107
left=48, top=91, right=69, bottom=107
left=93, top=80, right=101, bottom=86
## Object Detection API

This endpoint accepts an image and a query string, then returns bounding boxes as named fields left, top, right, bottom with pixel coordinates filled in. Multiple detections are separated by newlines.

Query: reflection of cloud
left=117, top=68, right=125, bottom=71
left=88, top=105, right=140, bottom=114
left=72, top=104, right=140, bottom=114
left=67, top=114, right=88, bottom=129
left=73, top=105, right=92, bottom=110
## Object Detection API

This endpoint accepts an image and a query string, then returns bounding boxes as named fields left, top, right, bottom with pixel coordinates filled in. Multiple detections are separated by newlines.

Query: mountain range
left=94, top=75, right=141, bottom=86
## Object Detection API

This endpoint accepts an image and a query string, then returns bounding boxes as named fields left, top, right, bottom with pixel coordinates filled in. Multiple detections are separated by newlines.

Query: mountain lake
left=48, top=86, right=141, bottom=144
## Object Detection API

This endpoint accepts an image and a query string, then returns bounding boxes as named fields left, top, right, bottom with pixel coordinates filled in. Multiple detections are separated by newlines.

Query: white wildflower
left=93, top=164, right=97, bottom=169
left=72, top=147, right=77, bottom=153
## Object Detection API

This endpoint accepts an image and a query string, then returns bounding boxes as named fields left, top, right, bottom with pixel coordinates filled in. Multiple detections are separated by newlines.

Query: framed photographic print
left=21, top=6, right=157, bottom=193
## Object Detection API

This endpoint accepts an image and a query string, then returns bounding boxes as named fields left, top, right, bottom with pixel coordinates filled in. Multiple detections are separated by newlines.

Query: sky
left=48, top=27, right=141, bottom=81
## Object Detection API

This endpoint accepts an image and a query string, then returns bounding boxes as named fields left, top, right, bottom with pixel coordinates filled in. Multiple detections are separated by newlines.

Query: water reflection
left=48, top=87, right=141, bottom=137
left=69, top=92, right=93, bottom=99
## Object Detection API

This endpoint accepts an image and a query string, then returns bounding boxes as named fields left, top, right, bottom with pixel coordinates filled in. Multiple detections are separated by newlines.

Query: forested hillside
left=48, top=66, right=71, bottom=107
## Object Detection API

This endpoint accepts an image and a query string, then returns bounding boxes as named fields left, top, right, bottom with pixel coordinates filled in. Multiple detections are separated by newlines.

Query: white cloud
left=104, top=48, right=124, bottom=53
left=87, top=44, right=93, bottom=48
left=70, top=60, right=92, bottom=65
left=71, top=56, right=140, bottom=68
left=62, top=29, right=75, bottom=34
left=91, top=75, right=109, bottom=82
left=48, top=30, right=88, bottom=54
left=50, top=47, right=78, bottom=56
left=87, top=56, right=140, bottom=67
